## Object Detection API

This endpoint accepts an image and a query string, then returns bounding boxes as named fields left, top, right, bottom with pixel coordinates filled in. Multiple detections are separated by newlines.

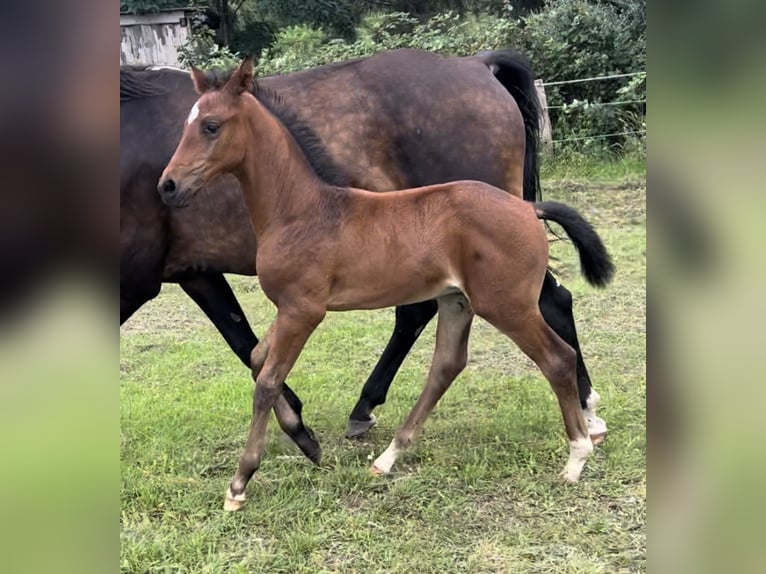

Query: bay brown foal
left=158, top=58, right=614, bottom=511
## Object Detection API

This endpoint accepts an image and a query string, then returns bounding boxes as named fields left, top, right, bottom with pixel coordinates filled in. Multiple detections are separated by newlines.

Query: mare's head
left=158, top=58, right=255, bottom=207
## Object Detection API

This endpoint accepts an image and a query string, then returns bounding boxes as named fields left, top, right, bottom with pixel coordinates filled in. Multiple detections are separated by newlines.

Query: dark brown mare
left=158, top=58, right=614, bottom=510
left=121, top=48, right=607, bottom=463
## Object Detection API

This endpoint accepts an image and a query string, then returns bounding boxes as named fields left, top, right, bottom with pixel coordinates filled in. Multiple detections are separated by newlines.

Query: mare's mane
left=120, top=67, right=170, bottom=102
left=197, top=68, right=351, bottom=188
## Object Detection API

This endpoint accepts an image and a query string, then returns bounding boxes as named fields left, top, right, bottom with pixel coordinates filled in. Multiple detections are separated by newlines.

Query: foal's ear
left=224, top=56, right=256, bottom=96
left=190, top=66, right=211, bottom=94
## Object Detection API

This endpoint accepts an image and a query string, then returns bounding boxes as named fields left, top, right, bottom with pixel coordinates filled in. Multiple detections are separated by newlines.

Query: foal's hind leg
left=371, top=293, right=473, bottom=474
left=483, top=306, right=593, bottom=482
left=347, top=301, right=438, bottom=438
left=539, top=272, right=607, bottom=444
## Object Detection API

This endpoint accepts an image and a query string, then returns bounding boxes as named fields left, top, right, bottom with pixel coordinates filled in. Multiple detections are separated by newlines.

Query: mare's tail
left=477, top=49, right=542, bottom=202
left=534, top=201, right=615, bottom=287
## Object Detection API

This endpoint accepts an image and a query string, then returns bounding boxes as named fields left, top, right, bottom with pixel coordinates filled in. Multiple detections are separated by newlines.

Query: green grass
left=120, top=179, right=645, bottom=573
left=540, top=150, right=646, bottom=183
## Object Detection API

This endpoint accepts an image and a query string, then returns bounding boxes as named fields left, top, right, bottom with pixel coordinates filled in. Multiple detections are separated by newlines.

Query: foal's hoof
left=345, top=414, right=377, bottom=439
left=369, top=464, right=387, bottom=476
left=223, top=488, right=246, bottom=512
left=590, top=431, right=607, bottom=447
left=559, top=468, right=582, bottom=484
left=586, top=414, right=608, bottom=446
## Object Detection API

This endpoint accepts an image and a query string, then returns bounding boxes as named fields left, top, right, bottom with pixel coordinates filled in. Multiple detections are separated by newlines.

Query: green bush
left=517, top=0, right=645, bottom=151
left=176, top=0, right=645, bottom=157
left=177, top=11, right=241, bottom=70
left=178, top=27, right=241, bottom=70
left=258, top=10, right=518, bottom=75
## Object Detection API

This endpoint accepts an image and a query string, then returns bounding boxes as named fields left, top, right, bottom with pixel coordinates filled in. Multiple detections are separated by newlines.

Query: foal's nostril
left=159, top=178, right=176, bottom=195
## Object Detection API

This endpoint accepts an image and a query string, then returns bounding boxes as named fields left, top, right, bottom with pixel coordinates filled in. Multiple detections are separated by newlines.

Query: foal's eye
left=203, top=122, right=219, bottom=136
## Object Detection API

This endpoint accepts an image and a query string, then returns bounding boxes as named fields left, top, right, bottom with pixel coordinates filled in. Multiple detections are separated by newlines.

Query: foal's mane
left=198, top=68, right=351, bottom=188
left=120, top=67, right=169, bottom=102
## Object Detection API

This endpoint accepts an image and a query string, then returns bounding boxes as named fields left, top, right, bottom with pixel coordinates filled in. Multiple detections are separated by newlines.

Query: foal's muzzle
left=157, top=175, right=194, bottom=208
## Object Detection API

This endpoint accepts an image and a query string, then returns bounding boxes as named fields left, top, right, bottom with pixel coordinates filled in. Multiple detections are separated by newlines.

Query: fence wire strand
left=550, top=130, right=646, bottom=144
left=547, top=99, right=646, bottom=110
left=541, top=71, right=646, bottom=87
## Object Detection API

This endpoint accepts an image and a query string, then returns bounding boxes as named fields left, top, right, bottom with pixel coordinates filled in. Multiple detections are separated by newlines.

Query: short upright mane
left=120, top=67, right=169, bottom=102
left=198, top=68, right=350, bottom=188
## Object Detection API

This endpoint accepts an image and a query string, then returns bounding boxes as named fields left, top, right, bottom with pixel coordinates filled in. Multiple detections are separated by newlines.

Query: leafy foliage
left=517, top=0, right=645, bottom=150
left=256, top=0, right=358, bottom=38
left=166, top=0, right=645, bottom=154
left=254, top=1, right=645, bottom=153
left=177, top=9, right=241, bottom=69
left=258, top=11, right=518, bottom=75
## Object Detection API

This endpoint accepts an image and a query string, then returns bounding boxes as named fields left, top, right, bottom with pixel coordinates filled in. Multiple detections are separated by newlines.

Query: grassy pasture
left=120, top=178, right=645, bottom=573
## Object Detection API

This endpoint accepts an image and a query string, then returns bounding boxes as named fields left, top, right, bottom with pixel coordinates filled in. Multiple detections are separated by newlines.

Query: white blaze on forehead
left=186, top=101, right=200, bottom=124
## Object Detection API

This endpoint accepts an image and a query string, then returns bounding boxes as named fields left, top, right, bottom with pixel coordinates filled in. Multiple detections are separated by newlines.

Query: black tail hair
left=535, top=201, right=615, bottom=287
left=479, top=49, right=542, bottom=202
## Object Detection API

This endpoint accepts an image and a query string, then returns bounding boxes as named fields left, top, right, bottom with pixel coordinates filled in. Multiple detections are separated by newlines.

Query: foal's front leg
left=224, top=308, right=324, bottom=511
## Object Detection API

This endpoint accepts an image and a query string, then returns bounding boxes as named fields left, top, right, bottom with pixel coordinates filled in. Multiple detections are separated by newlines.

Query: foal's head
left=158, top=58, right=255, bottom=207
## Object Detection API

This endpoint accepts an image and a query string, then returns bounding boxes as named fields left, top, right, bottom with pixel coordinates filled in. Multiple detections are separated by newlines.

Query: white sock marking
left=372, top=439, right=401, bottom=474
left=561, top=437, right=593, bottom=483
left=583, top=388, right=607, bottom=436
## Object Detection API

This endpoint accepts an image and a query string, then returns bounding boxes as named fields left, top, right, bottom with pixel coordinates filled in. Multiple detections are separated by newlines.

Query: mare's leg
left=481, top=303, right=593, bottom=483
left=539, top=271, right=607, bottom=444
left=179, top=273, right=321, bottom=463
left=346, top=300, right=438, bottom=438
left=371, top=294, right=473, bottom=474
left=120, top=295, right=148, bottom=325
left=121, top=278, right=161, bottom=325
left=225, top=307, right=324, bottom=511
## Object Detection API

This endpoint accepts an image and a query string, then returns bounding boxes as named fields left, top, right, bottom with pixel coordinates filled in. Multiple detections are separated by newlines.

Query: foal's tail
left=534, top=201, right=615, bottom=287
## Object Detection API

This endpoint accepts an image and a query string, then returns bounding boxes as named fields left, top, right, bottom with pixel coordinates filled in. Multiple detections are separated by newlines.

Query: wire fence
left=537, top=70, right=646, bottom=148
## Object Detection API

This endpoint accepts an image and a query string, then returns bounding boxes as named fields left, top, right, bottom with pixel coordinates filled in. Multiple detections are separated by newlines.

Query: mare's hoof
left=305, top=446, right=322, bottom=466
left=345, top=414, right=377, bottom=439
left=296, top=426, right=322, bottom=465
left=223, top=488, right=246, bottom=512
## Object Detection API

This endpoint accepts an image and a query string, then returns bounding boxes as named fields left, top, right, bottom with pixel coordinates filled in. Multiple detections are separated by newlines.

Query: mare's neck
left=233, top=95, right=326, bottom=237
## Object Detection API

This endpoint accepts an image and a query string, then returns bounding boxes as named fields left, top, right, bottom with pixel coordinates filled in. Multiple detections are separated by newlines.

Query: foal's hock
left=158, top=58, right=614, bottom=511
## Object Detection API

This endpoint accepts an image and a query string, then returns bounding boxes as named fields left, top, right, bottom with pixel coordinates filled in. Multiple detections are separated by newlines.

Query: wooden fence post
left=534, top=79, right=553, bottom=155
